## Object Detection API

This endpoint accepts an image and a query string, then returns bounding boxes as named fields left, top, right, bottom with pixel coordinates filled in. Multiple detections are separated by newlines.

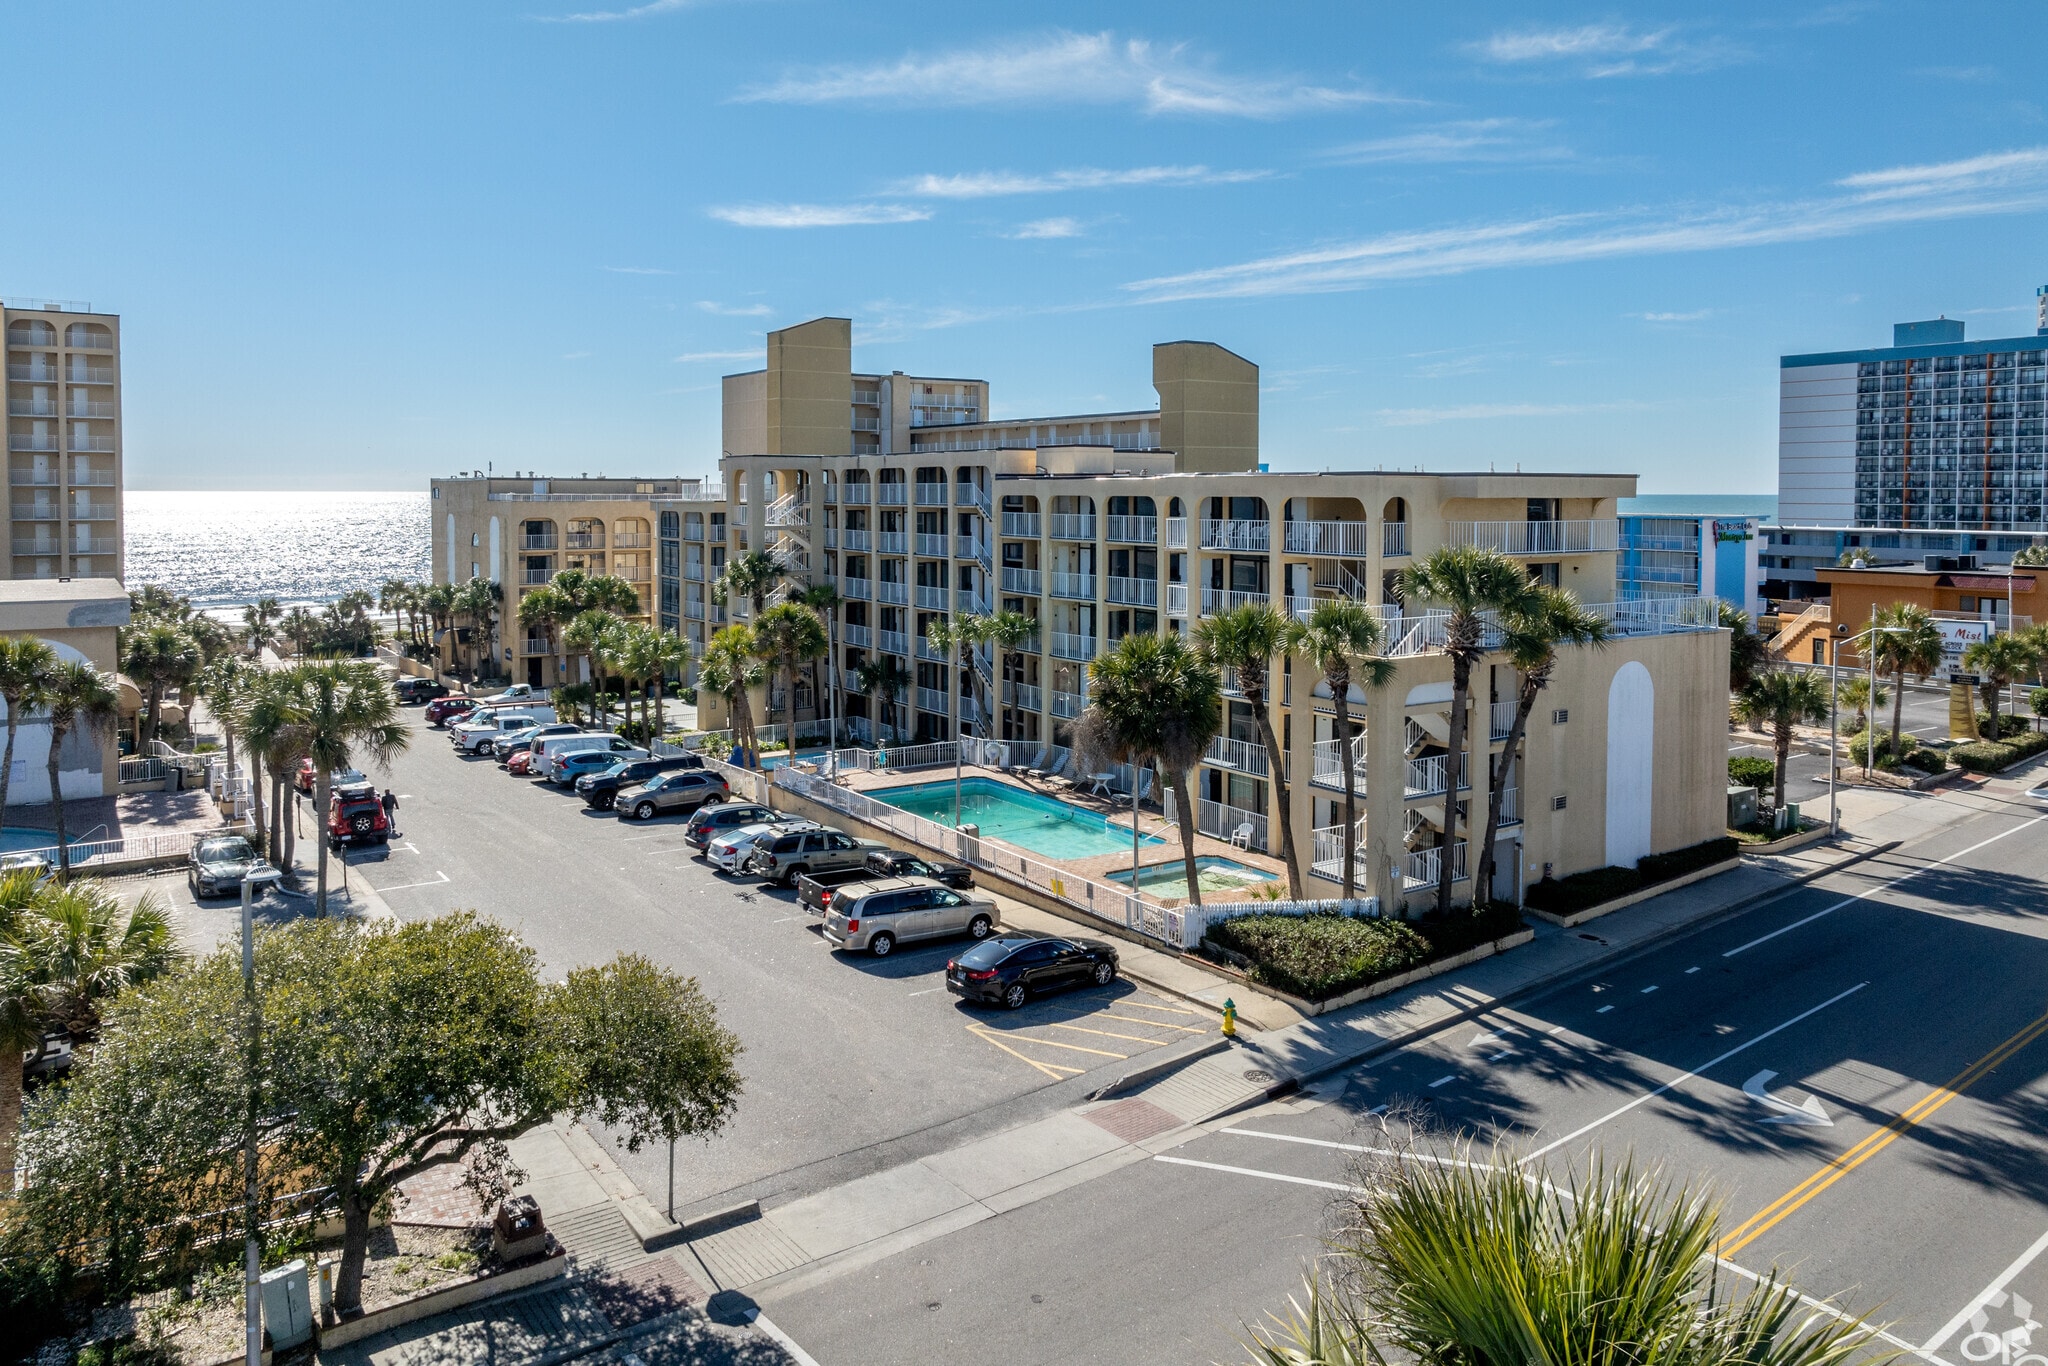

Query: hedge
left=1849, top=732, right=1946, bottom=773
left=1525, top=836, right=1740, bottom=917
left=1728, top=756, right=1774, bottom=792
left=1950, top=729, right=2048, bottom=773
left=1204, top=905, right=1521, bottom=1001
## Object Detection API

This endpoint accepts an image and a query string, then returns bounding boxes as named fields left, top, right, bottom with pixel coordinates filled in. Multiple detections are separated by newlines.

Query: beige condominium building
left=3, top=298, right=122, bottom=582
left=715, top=316, right=1728, bottom=912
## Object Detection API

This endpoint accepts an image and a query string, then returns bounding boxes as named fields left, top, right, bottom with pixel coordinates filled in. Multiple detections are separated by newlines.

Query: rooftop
left=0, top=576, right=131, bottom=630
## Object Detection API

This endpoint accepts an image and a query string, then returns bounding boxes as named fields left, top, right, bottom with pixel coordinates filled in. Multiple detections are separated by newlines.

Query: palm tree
left=797, top=584, right=842, bottom=746
left=1400, top=547, right=1539, bottom=916
left=1869, top=603, right=1944, bottom=761
left=0, top=879, right=40, bottom=1192
left=1287, top=602, right=1396, bottom=901
left=754, top=601, right=829, bottom=756
left=122, top=621, right=200, bottom=745
left=41, top=663, right=120, bottom=880
left=1735, top=670, right=1831, bottom=811
left=698, top=625, right=765, bottom=762
left=564, top=610, right=626, bottom=716
left=454, top=576, right=503, bottom=679
left=1719, top=602, right=1769, bottom=695
left=419, top=583, right=457, bottom=667
left=1962, top=633, right=2039, bottom=737
left=238, top=670, right=304, bottom=865
left=2014, top=545, right=2048, bottom=568
left=0, top=637, right=58, bottom=819
left=280, top=606, right=318, bottom=660
left=646, top=629, right=692, bottom=741
left=196, top=655, right=259, bottom=824
left=852, top=655, right=909, bottom=743
left=713, top=549, right=783, bottom=620
left=1475, top=588, right=1611, bottom=908
left=1080, top=632, right=1222, bottom=904
left=518, top=582, right=576, bottom=685
left=242, top=596, right=283, bottom=656
left=925, top=613, right=982, bottom=826
left=1194, top=603, right=1305, bottom=898
left=978, top=610, right=1039, bottom=741
left=1832, top=674, right=1887, bottom=734
left=288, top=660, right=409, bottom=915
left=589, top=618, right=635, bottom=732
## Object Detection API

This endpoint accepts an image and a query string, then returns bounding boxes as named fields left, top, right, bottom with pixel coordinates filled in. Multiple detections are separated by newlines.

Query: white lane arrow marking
left=1743, top=1069, right=1833, bottom=1126
left=1468, top=1027, right=1523, bottom=1049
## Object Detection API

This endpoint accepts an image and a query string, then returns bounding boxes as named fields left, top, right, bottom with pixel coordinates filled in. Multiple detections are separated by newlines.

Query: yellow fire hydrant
left=1221, top=998, right=1238, bottom=1038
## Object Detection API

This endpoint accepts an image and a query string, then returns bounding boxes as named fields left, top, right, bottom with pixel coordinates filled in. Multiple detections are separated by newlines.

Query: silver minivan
left=822, top=879, right=998, bottom=957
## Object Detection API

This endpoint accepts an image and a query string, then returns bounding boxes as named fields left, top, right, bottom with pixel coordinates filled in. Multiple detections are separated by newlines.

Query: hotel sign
left=1712, top=520, right=1753, bottom=544
left=1936, top=618, right=1989, bottom=665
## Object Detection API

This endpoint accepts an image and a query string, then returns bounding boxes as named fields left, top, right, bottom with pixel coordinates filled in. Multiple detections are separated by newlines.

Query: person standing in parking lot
left=381, top=788, right=400, bottom=837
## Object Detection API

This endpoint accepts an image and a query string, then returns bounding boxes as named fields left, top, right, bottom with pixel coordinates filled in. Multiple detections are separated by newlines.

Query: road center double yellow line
left=1718, top=1003, right=2048, bottom=1257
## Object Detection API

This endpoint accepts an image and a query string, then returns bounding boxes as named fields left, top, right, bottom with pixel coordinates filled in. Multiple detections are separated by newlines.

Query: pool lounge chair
left=1042, top=751, right=1071, bottom=785
left=1022, top=745, right=1051, bottom=779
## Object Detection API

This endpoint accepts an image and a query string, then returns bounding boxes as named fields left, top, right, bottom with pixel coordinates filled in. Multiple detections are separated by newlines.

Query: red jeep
left=328, top=783, right=391, bottom=850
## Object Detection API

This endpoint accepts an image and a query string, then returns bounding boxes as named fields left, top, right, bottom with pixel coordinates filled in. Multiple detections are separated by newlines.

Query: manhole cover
left=1243, top=1068, right=1275, bottom=1083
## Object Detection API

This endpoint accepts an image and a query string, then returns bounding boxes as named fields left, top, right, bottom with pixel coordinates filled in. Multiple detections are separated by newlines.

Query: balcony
left=67, top=436, right=115, bottom=453
left=1450, top=519, right=1619, bottom=556
left=1164, top=517, right=1187, bottom=548
left=915, top=533, right=949, bottom=558
left=521, top=533, right=558, bottom=550
left=70, top=503, right=118, bottom=521
left=66, top=366, right=115, bottom=384
left=1201, top=587, right=1270, bottom=614
left=1049, top=631, right=1097, bottom=661
left=1284, top=520, right=1371, bottom=557
left=1001, top=512, right=1042, bottom=539
left=914, top=584, right=948, bottom=611
left=66, top=468, right=116, bottom=486
left=1383, top=522, right=1410, bottom=557
left=564, top=532, right=605, bottom=549
left=1050, top=571, right=1096, bottom=600
left=7, top=400, right=57, bottom=417
left=684, top=599, right=705, bottom=620
left=960, top=695, right=983, bottom=726
left=880, top=629, right=909, bottom=656
left=852, top=415, right=882, bottom=433
left=9, top=436, right=60, bottom=452
left=683, top=522, right=705, bottom=541
left=1310, top=736, right=1369, bottom=792
left=1204, top=734, right=1269, bottom=776
left=840, top=528, right=871, bottom=552
left=6, top=366, right=58, bottom=382
left=615, top=564, right=651, bottom=582
left=877, top=483, right=908, bottom=506
left=1048, top=513, right=1096, bottom=541
left=842, top=623, right=872, bottom=648
left=1201, top=518, right=1269, bottom=552
left=521, top=568, right=552, bottom=586
left=1001, top=567, right=1042, bottom=596
left=1283, top=595, right=1317, bottom=621
left=955, top=535, right=987, bottom=561
left=6, top=332, right=56, bottom=350
left=1050, top=689, right=1085, bottom=719
left=841, top=482, right=872, bottom=505
left=69, top=537, right=116, bottom=555
left=613, top=533, right=651, bottom=549
left=916, top=635, right=949, bottom=663
left=1498, top=785, right=1522, bottom=827
left=1405, top=841, right=1468, bottom=888
left=917, top=686, right=952, bottom=714
left=1166, top=791, right=1268, bottom=853
left=522, top=635, right=552, bottom=655
left=7, top=470, right=57, bottom=486
left=9, top=504, right=55, bottom=520
left=1164, top=584, right=1188, bottom=617
left=1105, top=575, right=1157, bottom=607
left=852, top=388, right=883, bottom=406
left=1105, top=515, right=1157, bottom=544
left=877, top=580, right=909, bottom=605
left=65, top=334, right=114, bottom=351
left=10, top=539, right=61, bottom=556
left=914, top=483, right=949, bottom=506
left=66, top=400, right=116, bottom=418
left=842, top=577, right=872, bottom=601
left=1005, top=681, right=1042, bottom=711
left=1491, top=700, right=1518, bottom=740
left=1404, top=753, right=1469, bottom=798
left=681, top=561, right=704, bottom=581
left=877, top=531, right=907, bottom=554
left=956, top=587, right=990, bottom=615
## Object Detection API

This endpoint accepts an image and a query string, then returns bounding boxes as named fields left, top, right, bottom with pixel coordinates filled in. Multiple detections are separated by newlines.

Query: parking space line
left=370, top=871, right=451, bottom=893
left=1045, top=1021, right=1170, bottom=1046
left=1153, top=1155, right=1350, bottom=1192
left=1107, top=999, right=1204, bottom=1016
left=965, top=1026, right=1083, bottom=1079
left=970, top=1028, right=1126, bottom=1060
left=1097, top=1012, right=1207, bottom=1034
left=1923, top=1225, right=2048, bottom=1355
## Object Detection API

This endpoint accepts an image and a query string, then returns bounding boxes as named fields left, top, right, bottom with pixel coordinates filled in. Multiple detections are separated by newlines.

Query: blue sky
left=10, top=2, right=2048, bottom=493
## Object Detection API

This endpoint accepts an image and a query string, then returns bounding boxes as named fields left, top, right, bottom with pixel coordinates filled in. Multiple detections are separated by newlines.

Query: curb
left=1089, top=1035, right=1233, bottom=1101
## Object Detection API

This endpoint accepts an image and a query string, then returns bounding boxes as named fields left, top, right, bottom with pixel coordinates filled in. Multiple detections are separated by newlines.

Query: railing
left=1050, top=689, right=1085, bottom=719
left=1383, top=523, right=1410, bottom=557
left=522, top=634, right=552, bottom=655
left=1165, top=584, right=1188, bottom=616
left=1201, top=587, right=1270, bottom=613
left=70, top=536, right=117, bottom=554
left=0, top=828, right=233, bottom=874
left=1283, top=595, right=1318, bottom=621
left=66, top=333, right=114, bottom=351
left=7, top=400, right=56, bottom=417
left=1404, top=753, right=1469, bottom=797
left=877, top=581, right=909, bottom=605
left=1498, top=785, right=1522, bottom=827
left=10, top=504, right=57, bottom=520
left=1048, top=513, right=1096, bottom=540
left=955, top=587, right=990, bottom=615
left=1105, top=515, right=1157, bottom=544
left=565, top=531, right=605, bottom=549
left=1311, top=823, right=1369, bottom=885
left=842, top=577, right=872, bottom=601
left=1002, top=512, right=1042, bottom=539
left=5, top=331, right=56, bottom=349
left=615, top=564, right=652, bottom=582
left=6, top=366, right=57, bottom=381
left=9, top=436, right=59, bottom=452
left=851, top=415, right=881, bottom=433
left=66, top=469, right=117, bottom=487
left=852, top=388, right=882, bottom=406
left=1164, top=517, right=1187, bottom=548
left=916, top=635, right=948, bottom=663
left=964, top=484, right=992, bottom=517
left=1201, top=519, right=1270, bottom=552
left=1106, top=575, right=1157, bottom=607
left=915, top=584, right=948, bottom=610
left=877, top=531, right=907, bottom=554
left=1050, top=571, right=1096, bottom=600
left=916, top=685, right=952, bottom=715
left=684, top=599, right=705, bottom=619
left=1491, top=700, right=1518, bottom=740
left=879, top=629, right=909, bottom=656
left=1284, top=520, right=1372, bottom=557
left=612, top=533, right=651, bottom=549
left=66, top=436, right=116, bottom=453
left=1311, top=736, right=1369, bottom=792
left=71, top=367, right=119, bottom=383
left=955, top=535, right=987, bottom=561
left=877, top=482, right=908, bottom=506
left=1006, top=681, right=1042, bottom=711
left=915, top=483, right=949, bottom=506
left=7, top=471, right=58, bottom=486
left=1164, top=790, right=1269, bottom=854
left=915, top=533, right=949, bottom=558
left=1405, top=840, right=1468, bottom=887
left=842, top=481, right=872, bottom=505
left=10, top=541, right=60, bottom=556
left=67, top=400, right=117, bottom=418
left=1050, top=631, right=1097, bottom=661
left=1450, top=519, right=1619, bottom=556
left=960, top=695, right=983, bottom=726
left=1204, top=735, right=1268, bottom=776
left=683, top=522, right=705, bottom=541
left=520, top=568, right=552, bottom=586
left=684, top=561, right=705, bottom=581
left=1001, top=567, right=1042, bottom=595
left=521, top=533, right=558, bottom=550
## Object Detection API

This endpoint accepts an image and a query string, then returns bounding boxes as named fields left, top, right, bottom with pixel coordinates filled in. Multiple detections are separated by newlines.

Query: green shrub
left=2032, top=687, right=2048, bottom=721
left=1205, top=906, right=1520, bottom=1000
left=1638, top=836, right=1740, bottom=883
left=1900, top=745, right=1947, bottom=774
left=1951, top=729, right=2048, bottom=772
left=1528, top=838, right=1741, bottom=916
left=1727, top=757, right=1774, bottom=792
left=1975, top=711, right=2033, bottom=739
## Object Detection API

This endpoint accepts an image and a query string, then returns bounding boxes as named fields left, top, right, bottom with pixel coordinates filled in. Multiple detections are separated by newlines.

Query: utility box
left=1726, top=785, right=1757, bottom=829
left=494, top=1195, right=548, bottom=1263
left=260, top=1259, right=313, bottom=1350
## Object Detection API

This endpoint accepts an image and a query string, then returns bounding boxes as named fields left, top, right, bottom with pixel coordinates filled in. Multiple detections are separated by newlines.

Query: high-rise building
left=2, top=298, right=123, bottom=582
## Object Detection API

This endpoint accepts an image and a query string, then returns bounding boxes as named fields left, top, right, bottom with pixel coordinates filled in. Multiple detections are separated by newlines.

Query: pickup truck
left=796, top=848, right=976, bottom=914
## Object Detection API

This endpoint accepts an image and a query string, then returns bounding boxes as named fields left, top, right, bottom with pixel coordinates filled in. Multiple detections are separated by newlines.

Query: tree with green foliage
left=2013, top=544, right=2048, bottom=568
left=42, top=664, right=120, bottom=879
left=0, top=636, right=58, bottom=818
left=453, top=576, right=503, bottom=679
left=1734, top=669, right=1831, bottom=810
left=1729, top=755, right=1776, bottom=792
left=2034, top=686, right=2048, bottom=731
left=287, top=660, right=409, bottom=914
left=237, top=669, right=304, bottom=865
left=1286, top=602, right=1396, bottom=901
left=1195, top=603, right=1305, bottom=898
left=753, top=601, right=829, bottom=755
left=712, top=549, right=784, bottom=620
left=698, top=624, right=765, bottom=761
left=1719, top=601, right=1770, bottom=695
left=1962, top=631, right=2040, bottom=737
left=796, top=584, right=842, bottom=746
left=1831, top=673, right=1887, bottom=734
left=852, top=654, right=909, bottom=743
left=122, top=622, right=201, bottom=745
left=1870, top=602, right=1944, bottom=760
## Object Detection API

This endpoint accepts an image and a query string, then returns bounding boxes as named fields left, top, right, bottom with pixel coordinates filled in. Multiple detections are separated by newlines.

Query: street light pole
left=241, top=864, right=282, bottom=1366
left=1828, top=643, right=1841, bottom=835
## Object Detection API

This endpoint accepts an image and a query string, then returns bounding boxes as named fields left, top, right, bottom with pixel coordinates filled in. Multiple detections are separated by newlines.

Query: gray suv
left=822, top=880, right=998, bottom=957
left=748, top=828, right=887, bottom=887
left=615, top=769, right=730, bottom=821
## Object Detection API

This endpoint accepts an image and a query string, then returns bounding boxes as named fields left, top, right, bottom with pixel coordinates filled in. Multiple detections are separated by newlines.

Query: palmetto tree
left=1194, top=603, right=1304, bottom=898
left=419, top=584, right=457, bottom=666
left=243, top=596, right=283, bottom=656
left=41, top=663, right=120, bottom=880
left=1735, top=670, right=1831, bottom=810
left=924, top=613, right=983, bottom=826
left=1870, top=603, right=1944, bottom=761
left=1475, top=589, right=1611, bottom=906
left=518, top=582, right=575, bottom=681
left=1832, top=674, right=1887, bottom=734
left=0, top=637, right=58, bottom=819
left=454, top=576, right=503, bottom=679
left=590, top=619, right=637, bottom=731
left=564, top=610, right=626, bottom=714
left=797, top=584, right=842, bottom=747
left=1287, top=602, right=1395, bottom=901
left=698, top=624, right=765, bottom=761
left=753, top=601, right=829, bottom=756
left=852, top=655, right=909, bottom=743
left=122, top=621, right=200, bottom=745
left=645, top=629, right=692, bottom=741
left=196, top=654, right=260, bottom=827
left=288, top=660, right=410, bottom=915
left=1400, top=546, right=1539, bottom=915
left=280, top=606, right=319, bottom=660
left=238, top=670, right=305, bottom=866
left=1962, top=632, right=2040, bottom=736
left=713, top=550, right=784, bottom=620
left=1079, top=632, right=1222, bottom=904
left=978, top=610, right=1039, bottom=739
left=1719, top=602, right=1770, bottom=695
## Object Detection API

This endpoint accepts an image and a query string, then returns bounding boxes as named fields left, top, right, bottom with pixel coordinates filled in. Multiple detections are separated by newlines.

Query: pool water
left=875, top=777, right=1164, bottom=861
left=0, top=827, right=74, bottom=854
left=1107, top=856, right=1279, bottom=899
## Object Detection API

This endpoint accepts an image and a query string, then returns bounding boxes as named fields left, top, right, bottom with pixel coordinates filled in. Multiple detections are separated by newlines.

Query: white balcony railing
left=917, top=686, right=952, bottom=714
left=955, top=535, right=987, bottom=561
left=1005, top=681, right=1043, bottom=711
left=956, top=587, right=990, bottom=616
left=1164, top=790, right=1268, bottom=853
left=1283, top=595, right=1318, bottom=621
left=1383, top=522, right=1410, bottom=557
left=67, top=437, right=116, bottom=453
left=521, top=533, right=558, bottom=550
left=1498, top=785, right=1522, bottom=827
left=1491, top=700, right=1518, bottom=740
left=842, top=576, right=874, bottom=601
left=915, top=584, right=948, bottom=610
left=879, top=629, right=908, bottom=656
left=1310, top=736, right=1369, bottom=792
left=1050, top=689, right=1085, bottom=719
left=1405, top=840, right=1468, bottom=887
left=1450, top=519, right=1619, bottom=556
left=1001, top=567, right=1042, bottom=596
left=9, top=436, right=60, bottom=452
left=1310, top=823, right=1369, bottom=884
left=1404, top=753, right=1470, bottom=797
left=1164, top=517, right=1187, bottom=548
left=1204, top=734, right=1269, bottom=776
left=915, top=533, right=949, bottom=558
left=11, top=505, right=58, bottom=520
left=1165, top=584, right=1188, bottom=616
left=841, top=481, right=872, bottom=505
left=1284, top=520, right=1372, bottom=557
left=839, top=528, right=871, bottom=552
left=851, top=415, right=881, bottom=433
left=914, top=483, right=949, bottom=506
left=1105, top=515, right=1157, bottom=544
left=1201, top=519, right=1270, bottom=552
left=1050, top=571, right=1096, bottom=600
left=1105, top=575, right=1158, bottom=607
left=1050, top=631, right=1097, bottom=661
left=877, top=531, right=907, bottom=554
left=877, top=581, right=909, bottom=605
left=851, top=388, right=882, bottom=406
left=877, top=483, right=908, bottom=506
left=842, top=623, right=872, bottom=648
left=1201, top=587, right=1270, bottom=614
left=1002, top=512, right=1041, bottom=539
left=1048, top=513, right=1096, bottom=540
left=6, top=400, right=56, bottom=417
left=7, top=471, right=57, bottom=486
left=916, top=636, right=949, bottom=663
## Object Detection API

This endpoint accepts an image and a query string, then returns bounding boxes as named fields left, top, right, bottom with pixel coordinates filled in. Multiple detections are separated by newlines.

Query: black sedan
left=187, top=834, right=266, bottom=899
left=871, top=849, right=974, bottom=889
left=576, top=753, right=704, bottom=810
left=946, top=932, right=1118, bottom=1010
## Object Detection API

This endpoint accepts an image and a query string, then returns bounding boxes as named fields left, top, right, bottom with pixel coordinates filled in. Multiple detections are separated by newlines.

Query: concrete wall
left=1154, top=341, right=1259, bottom=474
left=765, top=317, right=853, bottom=457
left=723, top=370, right=767, bottom=458
left=0, top=577, right=130, bottom=803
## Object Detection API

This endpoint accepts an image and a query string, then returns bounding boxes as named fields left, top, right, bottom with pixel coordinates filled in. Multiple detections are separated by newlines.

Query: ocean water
left=124, top=490, right=430, bottom=610
left=1619, top=494, right=1778, bottom=519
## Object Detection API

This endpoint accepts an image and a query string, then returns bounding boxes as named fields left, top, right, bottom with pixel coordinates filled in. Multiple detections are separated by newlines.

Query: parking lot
left=230, top=711, right=1208, bottom=1222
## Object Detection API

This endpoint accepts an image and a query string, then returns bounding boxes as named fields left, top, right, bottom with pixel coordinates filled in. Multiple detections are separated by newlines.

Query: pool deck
left=6, top=789, right=228, bottom=849
left=831, top=761, right=1287, bottom=897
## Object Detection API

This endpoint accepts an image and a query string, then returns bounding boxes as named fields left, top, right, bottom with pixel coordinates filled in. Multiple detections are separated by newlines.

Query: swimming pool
left=873, top=777, right=1164, bottom=861
left=0, top=827, right=75, bottom=854
left=1106, top=856, right=1279, bottom=899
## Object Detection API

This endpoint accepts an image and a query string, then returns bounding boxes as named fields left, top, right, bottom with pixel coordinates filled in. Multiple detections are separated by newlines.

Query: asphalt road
left=762, top=775, right=2048, bottom=1366
left=318, top=713, right=1199, bottom=1222
left=1729, top=680, right=1968, bottom=806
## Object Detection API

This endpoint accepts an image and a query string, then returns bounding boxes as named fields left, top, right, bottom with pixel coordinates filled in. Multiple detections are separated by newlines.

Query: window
left=829, top=833, right=856, bottom=850
left=1812, top=639, right=1827, bottom=664
left=471, top=533, right=480, bottom=547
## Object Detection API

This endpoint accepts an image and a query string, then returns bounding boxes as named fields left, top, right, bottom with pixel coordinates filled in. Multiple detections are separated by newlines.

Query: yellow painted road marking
left=1099, top=1012, right=1207, bottom=1034
left=1718, top=1003, right=2048, bottom=1257
left=970, top=1027, right=1127, bottom=1060
left=1111, top=999, right=1204, bottom=1016
left=1046, top=1021, right=1170, bottom=1046
left=964, top=1024, right=1082, bottom=1079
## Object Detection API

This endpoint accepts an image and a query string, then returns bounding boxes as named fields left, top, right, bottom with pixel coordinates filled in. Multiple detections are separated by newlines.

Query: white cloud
left=891, top=164, right=1267, bottom=198
left=674, top=350, right=760, bottom=363
left=696, top=300, right=773, bottom=316
left=1322, top=119, right=1572, bottom=166
left=1008, top=217, right=1082, bottom=239
left=708, top=202, right=932, bottom=229
left=1123, top=146, right=2048, bottom=302
left=1635, top=309, right=1713, bottom=322
left=543, top=0, right=690, bottom=22
left=737, top=31, right=1395, bottom=118
left=603, top=265, right=674, bottom=275
left=1375, top=402, right=1639, bottom=427
left=1470, top=22, right=1734, bottom=77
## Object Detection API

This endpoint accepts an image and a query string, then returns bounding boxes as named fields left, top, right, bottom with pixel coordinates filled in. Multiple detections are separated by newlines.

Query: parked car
left=425, top=696, right=478, bottom=727
left=479, top=683, right=538, bottom=704
left=682, top=801, right=776, bottom=849
left=450, top=710, right=542, bottom=753
left=615, top=769, right=731, bottom=821
left=493, top=722, right=581, bottom=762
left=707, top=819, right=817, bottom=875
left=534, top=733, right=643, bottom=783
left=187, top=834, right=268, bottom=899
left=795, top=849, right=975, bottom=914
left=507, top=749, right=540, bottom=776
left=393, top=677, right=449, bottom=704
left=946, top=932, right=1118, bottom=1008
left=576, top=755, right=704, bottom=810
left=327, top=782, right=391, bottom=849
left=552, top=746, right=649, bottom=787
left=748, top=827, right=887, bottom=887
left=823, top=880, right=998, bottom=957
left=295, top=760, right=367, bottom=796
